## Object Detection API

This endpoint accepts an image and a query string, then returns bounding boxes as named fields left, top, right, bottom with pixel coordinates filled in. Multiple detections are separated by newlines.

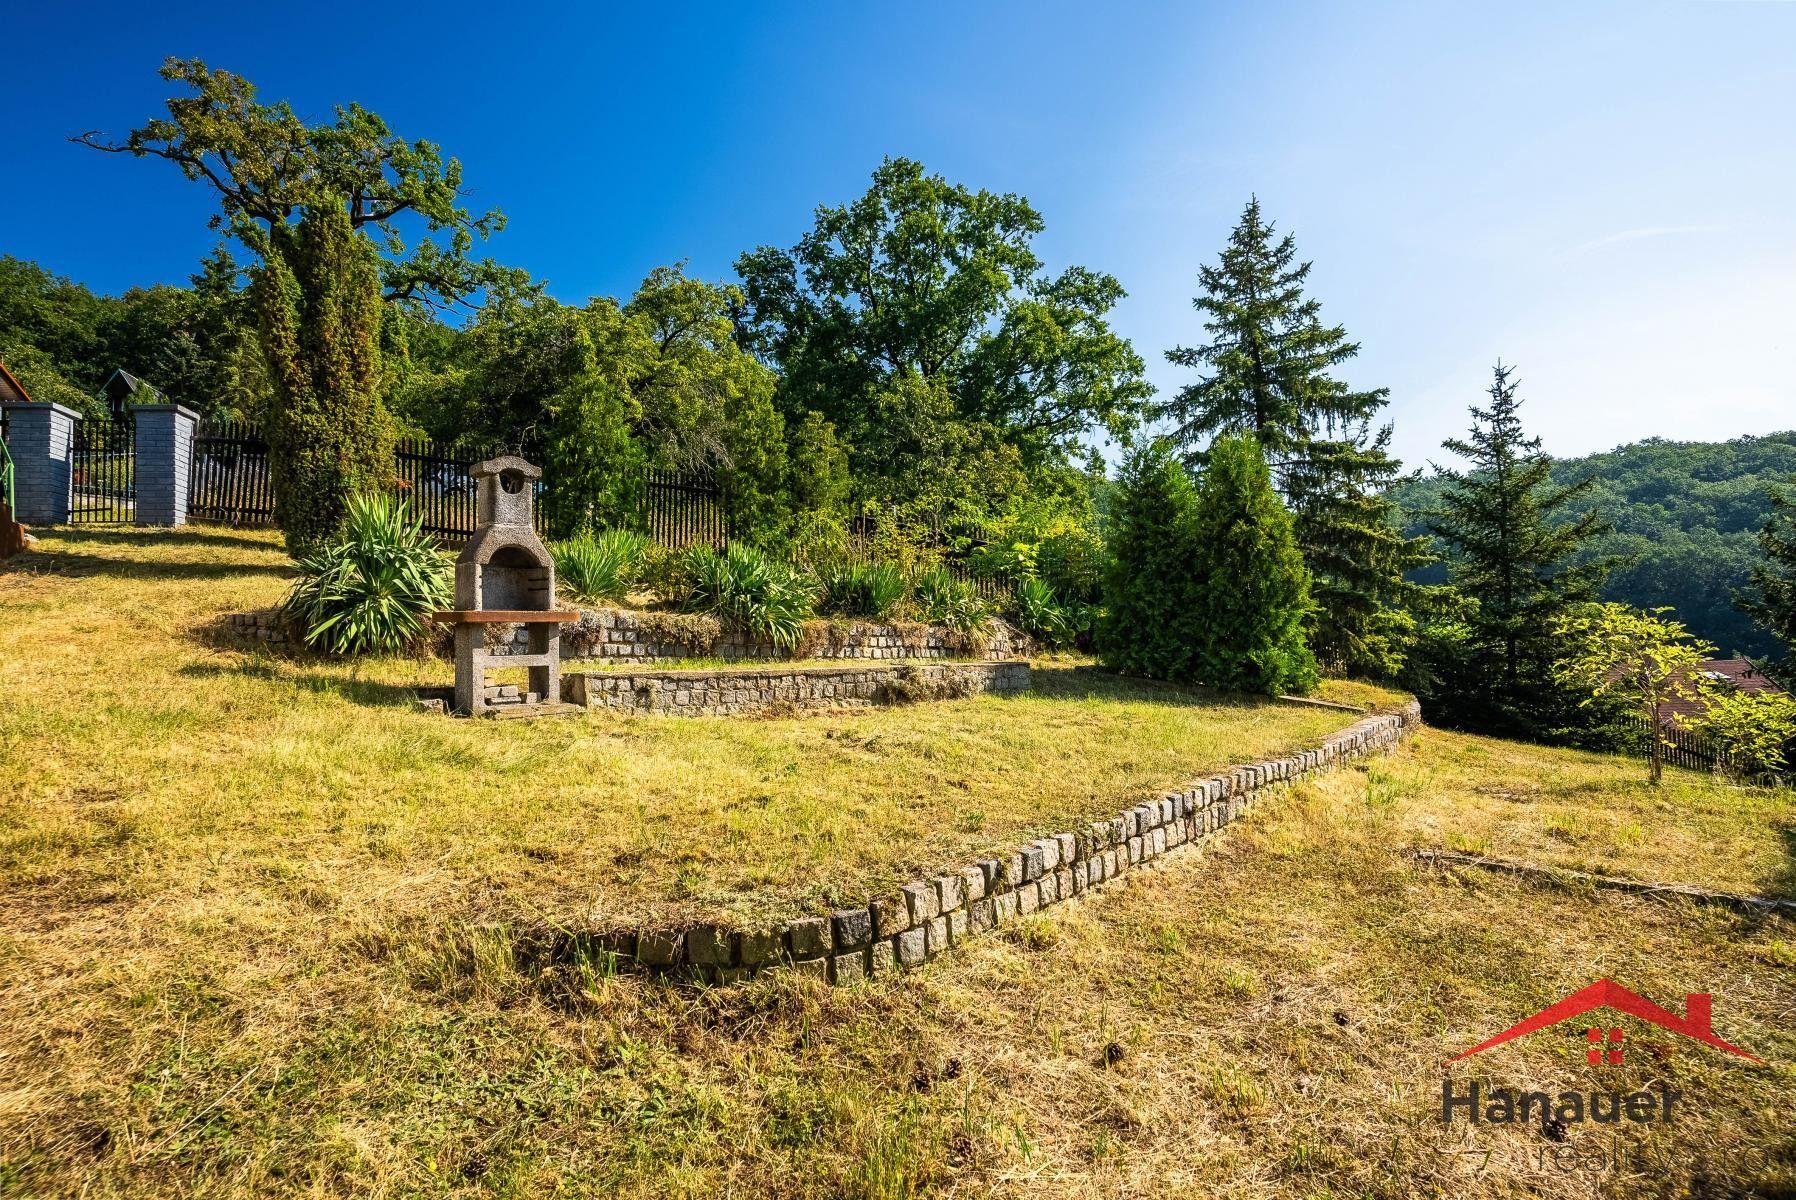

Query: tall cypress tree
left=253, top=203, right=392, bottom=551
left=1161, top=197, right=1426, bottom=679
left=1426, top=363, right=1609, bottom=739
left=1100, top=441, right=1202, bottom=682
left=1186, top=433, right=1319, bottom=696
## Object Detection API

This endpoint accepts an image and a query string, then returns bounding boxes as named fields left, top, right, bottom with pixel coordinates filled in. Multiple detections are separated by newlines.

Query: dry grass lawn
left=3, top=528, right=1791, bottom=1199
left=0, top=526, right=1399, bottom=932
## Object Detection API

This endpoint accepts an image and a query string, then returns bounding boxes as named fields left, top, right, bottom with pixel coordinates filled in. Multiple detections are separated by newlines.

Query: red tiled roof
left=0, top=360, right=32, bottom=406
left=1657, top=658, right=1785, bottom=725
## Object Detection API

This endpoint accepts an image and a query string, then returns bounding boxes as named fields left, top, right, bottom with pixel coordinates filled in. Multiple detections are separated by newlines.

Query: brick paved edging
left=602, top=699, right=1423, bottom=985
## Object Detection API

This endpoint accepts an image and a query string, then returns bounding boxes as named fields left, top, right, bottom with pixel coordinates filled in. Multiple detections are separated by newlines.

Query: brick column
left=131, top=404, right=200, bottom=526
left=1, top=402, right=79, bottom=525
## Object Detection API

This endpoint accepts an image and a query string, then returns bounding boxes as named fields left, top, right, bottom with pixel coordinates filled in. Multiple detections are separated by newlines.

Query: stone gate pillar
left=1, top=402, right=79, bottom=525
left=132, top=403, right=199, bottom=526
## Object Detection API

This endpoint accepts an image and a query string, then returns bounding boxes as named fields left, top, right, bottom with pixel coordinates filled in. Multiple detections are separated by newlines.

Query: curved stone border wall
left=564, top=660, right=1030, bottom=717
left=585, top=700, right=1423, bottom=984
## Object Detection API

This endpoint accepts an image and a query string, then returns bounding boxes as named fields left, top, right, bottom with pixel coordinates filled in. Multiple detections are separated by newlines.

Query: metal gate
left=70, top=418, right=135, bottom=524
left=188, top=420, right=275, bottom=526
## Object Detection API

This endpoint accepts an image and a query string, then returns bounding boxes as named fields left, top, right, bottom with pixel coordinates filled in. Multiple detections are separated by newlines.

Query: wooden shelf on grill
left=434, top=609, right=580, bottom=624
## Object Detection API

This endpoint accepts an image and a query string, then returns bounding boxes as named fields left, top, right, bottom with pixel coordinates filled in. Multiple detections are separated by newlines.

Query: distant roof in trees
left=1656, top=657, right=1786, bottom=725
left=0, top=361, right=31, bottom=406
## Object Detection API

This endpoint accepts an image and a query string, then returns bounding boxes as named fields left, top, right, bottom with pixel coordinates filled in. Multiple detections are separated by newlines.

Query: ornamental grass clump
left=912, top=569, right=989, bottom=635
left=818, top=561, right=907, bottom=620
left=284, top=493, right=452, bottom=656
left=680, top=542, right=816, bottom=651
left=552, top=528, right=649, bottom=606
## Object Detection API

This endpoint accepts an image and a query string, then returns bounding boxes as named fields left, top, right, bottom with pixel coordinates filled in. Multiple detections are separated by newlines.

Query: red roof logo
left=1446, top=978, right=1762, bottom=1066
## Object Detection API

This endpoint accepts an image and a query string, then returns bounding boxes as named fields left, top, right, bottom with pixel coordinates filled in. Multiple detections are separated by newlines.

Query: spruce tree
left=1186, top=434, right=1320, bottom=696
left=1161, top=198, right=1426, bottom=679
left=1426, top=363, right=1610, bottom=739
left=253, top=203, right=392, bottom=551
left=1745, top=485, right=1796, bottom=662
left=1100, top=441, right=1202, bottom=681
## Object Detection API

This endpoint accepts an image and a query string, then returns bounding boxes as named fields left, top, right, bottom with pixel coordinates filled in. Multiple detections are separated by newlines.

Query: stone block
left=1036, top=871, right=1059, bottom=905
left=925, top=915, right=950, bottom=957
left=737, top=928, right=784, bottom=967
left=687, top=925, right=734, bottom=967
left=791, top=957, right=828, bottom=979
left=977, top=858, right=1003, bottom=890
left=1017, top=882, right=1040, bottom=914
left=871, top=896, right=910, bottom=939
left=1056, top=832, right=1076, bottom=864
left=901, top=881, right=939, bottom=925
left=993, top=890, right=1018, bottom=923
left=1037, top=838, right=1060, bottom=872
left=947, top=909, right=968, bottom=943
left=787, top=917, right=831, bottom=960
left=869, top=938, right=898, bottom=977
left=1056, top=867, right=1074, bottom=899
left=960, top=865, right=987, bottom=903
left=831, top=908, right=873, bottom=951
left=968, top=897, right=995, bottom=933
left=896, top=928, right=927, bottom=968
left=1021, top=844, right=1046, bottom=881
left=829, top=951, right=868, bottom=986
left=1151, top=828, right=1167, bottom=856
left=638, top=931, right=684, bottom=966
left=934, top=873, right=964, bottom=912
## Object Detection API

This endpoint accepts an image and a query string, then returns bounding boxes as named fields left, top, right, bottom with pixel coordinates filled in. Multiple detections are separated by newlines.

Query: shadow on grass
left=1764, top=823, right=1796, bottom=900
left=3, top=550, right=294, bottom=581
left=28, top=525, right=282, bottom=552
left=1028, top=664, right=1276, bottom=710
left=178, top=659, right=429, bottom=708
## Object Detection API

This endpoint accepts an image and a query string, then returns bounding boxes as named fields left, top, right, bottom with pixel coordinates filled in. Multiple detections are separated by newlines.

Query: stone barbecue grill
left=436, top=456, right=577, bottom=716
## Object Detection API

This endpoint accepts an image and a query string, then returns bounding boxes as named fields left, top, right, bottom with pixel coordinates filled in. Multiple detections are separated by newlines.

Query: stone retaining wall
left=526, top=607, right=1032, bottom=664
left=220, top=610, right=296, bottom=649
left=585, top=700, right=1422, bottom=985
left=564, top=660, right=1031, bottom=717
left=221, top=606, right=1032, bottom=666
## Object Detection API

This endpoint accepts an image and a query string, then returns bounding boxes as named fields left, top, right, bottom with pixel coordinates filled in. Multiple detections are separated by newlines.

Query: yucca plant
left=284, top=493, right=452, bottom=656
left=680, top=542, right=816, bottom=651
left=912, top=568, right=990, bottom=635
left=818, top=561, right=907, bottom=620
left=1014, top=575, right=1073, bottom=646
left=552, top=528, right=649, bottom=605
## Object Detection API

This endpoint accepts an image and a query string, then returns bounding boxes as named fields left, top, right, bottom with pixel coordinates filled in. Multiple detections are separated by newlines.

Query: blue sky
left=4, top=1, right=1793, bottom=469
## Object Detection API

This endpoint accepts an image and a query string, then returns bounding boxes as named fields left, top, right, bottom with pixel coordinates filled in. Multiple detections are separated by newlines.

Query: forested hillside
left=1392, top=433, right=1796, bottom=657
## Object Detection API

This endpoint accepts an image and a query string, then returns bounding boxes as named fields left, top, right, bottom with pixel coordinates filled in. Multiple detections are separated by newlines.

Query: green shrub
left=284, top=493, right=451, bottom=656
left=1186, top=434, right=1319, bottom=696
left=1698, top=690, right=1796, bottom=779
left=1015, top=575, right=1074, bottom=648
left=552, top=529, right=649, bottom=605
left=912, top=569, right=989, bottom=635
left=637, top=540, right=696, bottom=603
left=1101, top=442, right=1204, bottom=680
left=818, top=562, right=907, bottom=620
left=680, top=542, right=816, bottom=650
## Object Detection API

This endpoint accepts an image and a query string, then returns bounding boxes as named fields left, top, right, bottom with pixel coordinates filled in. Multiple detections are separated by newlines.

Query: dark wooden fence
left=70, top=418, right=135, bottom=524
left=391, top=434, right=552, bottom=539
left=189, top=420, right=274, bottom=526
left=641, top=468, right=726, bottom=548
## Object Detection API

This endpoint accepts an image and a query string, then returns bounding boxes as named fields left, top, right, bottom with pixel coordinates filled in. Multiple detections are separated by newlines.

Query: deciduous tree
left=736, top=158, right=1151, bottom=510
left=1553, top=603, right=1714, bottom=785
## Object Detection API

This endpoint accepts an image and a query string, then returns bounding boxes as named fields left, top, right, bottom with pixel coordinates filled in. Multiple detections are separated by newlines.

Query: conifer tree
left=1100, top=442, right=1202, bottom=682
left=1186, top=434, right=1320, bottom=696
left=1161, top=198, right=1425, bottom=678
left=1426, top=363, right=1610, bottom=738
